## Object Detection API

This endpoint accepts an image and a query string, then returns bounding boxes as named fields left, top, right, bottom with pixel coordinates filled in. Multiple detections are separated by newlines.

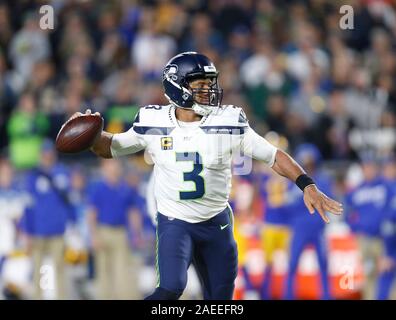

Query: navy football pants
left=145, top=206, right=238, bottom=300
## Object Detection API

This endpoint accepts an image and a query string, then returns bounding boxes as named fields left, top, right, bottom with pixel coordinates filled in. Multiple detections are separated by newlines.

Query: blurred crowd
left=1, top=0, right=396, bottom=299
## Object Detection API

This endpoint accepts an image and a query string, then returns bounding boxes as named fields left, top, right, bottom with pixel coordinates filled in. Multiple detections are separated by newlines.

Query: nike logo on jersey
left=220, top=224, right=229, bottom=230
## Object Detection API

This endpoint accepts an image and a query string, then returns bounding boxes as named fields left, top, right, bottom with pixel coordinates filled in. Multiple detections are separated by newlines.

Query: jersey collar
left=169, top=105, right=209, bottom=129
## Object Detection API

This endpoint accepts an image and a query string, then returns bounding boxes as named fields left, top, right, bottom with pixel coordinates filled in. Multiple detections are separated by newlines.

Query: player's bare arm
left=90, top=131, right=113, bottom=159
left=271, top=149, right=343, bottom=223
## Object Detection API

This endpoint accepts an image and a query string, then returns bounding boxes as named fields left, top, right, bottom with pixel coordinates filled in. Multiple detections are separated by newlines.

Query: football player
left=69, top=52, right=343, bottom=300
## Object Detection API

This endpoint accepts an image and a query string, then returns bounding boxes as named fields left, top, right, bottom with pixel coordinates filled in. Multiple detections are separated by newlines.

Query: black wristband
left=295, top=174, right=315, bottom=191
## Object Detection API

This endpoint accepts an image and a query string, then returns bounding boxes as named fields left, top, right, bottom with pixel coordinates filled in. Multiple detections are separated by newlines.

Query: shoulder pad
left=133, top=105, right=174, bottom=127
left=131, top=105, right=175, bottom=135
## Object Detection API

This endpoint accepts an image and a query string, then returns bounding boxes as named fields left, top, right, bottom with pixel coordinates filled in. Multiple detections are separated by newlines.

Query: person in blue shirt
left=284, top=144, right=333, bottom=300
left=345, top=156, right=387, bottom=300
left=376, top=157, right=396, bottom=299
left=20, top=139, right=75, bottom=300
left=87, top=158, right=143, bottom=299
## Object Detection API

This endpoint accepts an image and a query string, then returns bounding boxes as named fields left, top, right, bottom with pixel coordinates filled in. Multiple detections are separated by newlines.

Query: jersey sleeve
left=241, top=126, right=278, bottom=166
left=110, top=111, right=148, bottom=158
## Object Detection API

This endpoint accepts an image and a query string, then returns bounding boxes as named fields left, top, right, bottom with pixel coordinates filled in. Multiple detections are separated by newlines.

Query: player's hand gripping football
left=303, top=184, right=343, bottom=223
left=61, top=108, right=101, bottom=134
left=56, top=108, right=104, bottom=153
left=62, top=108, right=113, bottom=158
left=68, top=108, right=101, bottom=122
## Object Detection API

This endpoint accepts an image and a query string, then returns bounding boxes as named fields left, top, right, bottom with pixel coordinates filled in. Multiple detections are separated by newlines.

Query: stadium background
left=0, top=0, right=395, bottom=300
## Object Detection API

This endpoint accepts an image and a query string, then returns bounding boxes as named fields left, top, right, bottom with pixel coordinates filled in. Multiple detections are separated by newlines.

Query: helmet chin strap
left=168, top=100, right=212, bottom=117
left=192, top=103, right=213, bottom=116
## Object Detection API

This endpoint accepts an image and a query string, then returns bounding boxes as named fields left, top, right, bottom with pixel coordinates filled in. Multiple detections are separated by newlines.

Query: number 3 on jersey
left=176, top=152, right=205, bottom=200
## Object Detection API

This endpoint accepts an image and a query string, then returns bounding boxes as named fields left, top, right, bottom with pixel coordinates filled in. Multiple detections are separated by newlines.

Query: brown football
left=56, top=114, right=104, bottom=153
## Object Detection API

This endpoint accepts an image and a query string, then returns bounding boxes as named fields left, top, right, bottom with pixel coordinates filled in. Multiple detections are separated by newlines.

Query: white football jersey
left=111, top=104, right=277, bottom=223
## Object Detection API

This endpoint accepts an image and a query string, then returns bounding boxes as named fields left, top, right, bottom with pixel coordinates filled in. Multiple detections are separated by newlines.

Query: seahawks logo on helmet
left=163, top=64, right=178, bottom=81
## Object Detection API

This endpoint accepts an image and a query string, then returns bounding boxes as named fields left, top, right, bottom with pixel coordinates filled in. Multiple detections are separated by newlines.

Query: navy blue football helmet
left=162, top=52, right=223, bottom=116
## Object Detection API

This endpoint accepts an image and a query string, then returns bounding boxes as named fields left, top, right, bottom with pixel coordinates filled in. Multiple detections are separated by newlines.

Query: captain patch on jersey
left=161, top=137, right=173, bottom=150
